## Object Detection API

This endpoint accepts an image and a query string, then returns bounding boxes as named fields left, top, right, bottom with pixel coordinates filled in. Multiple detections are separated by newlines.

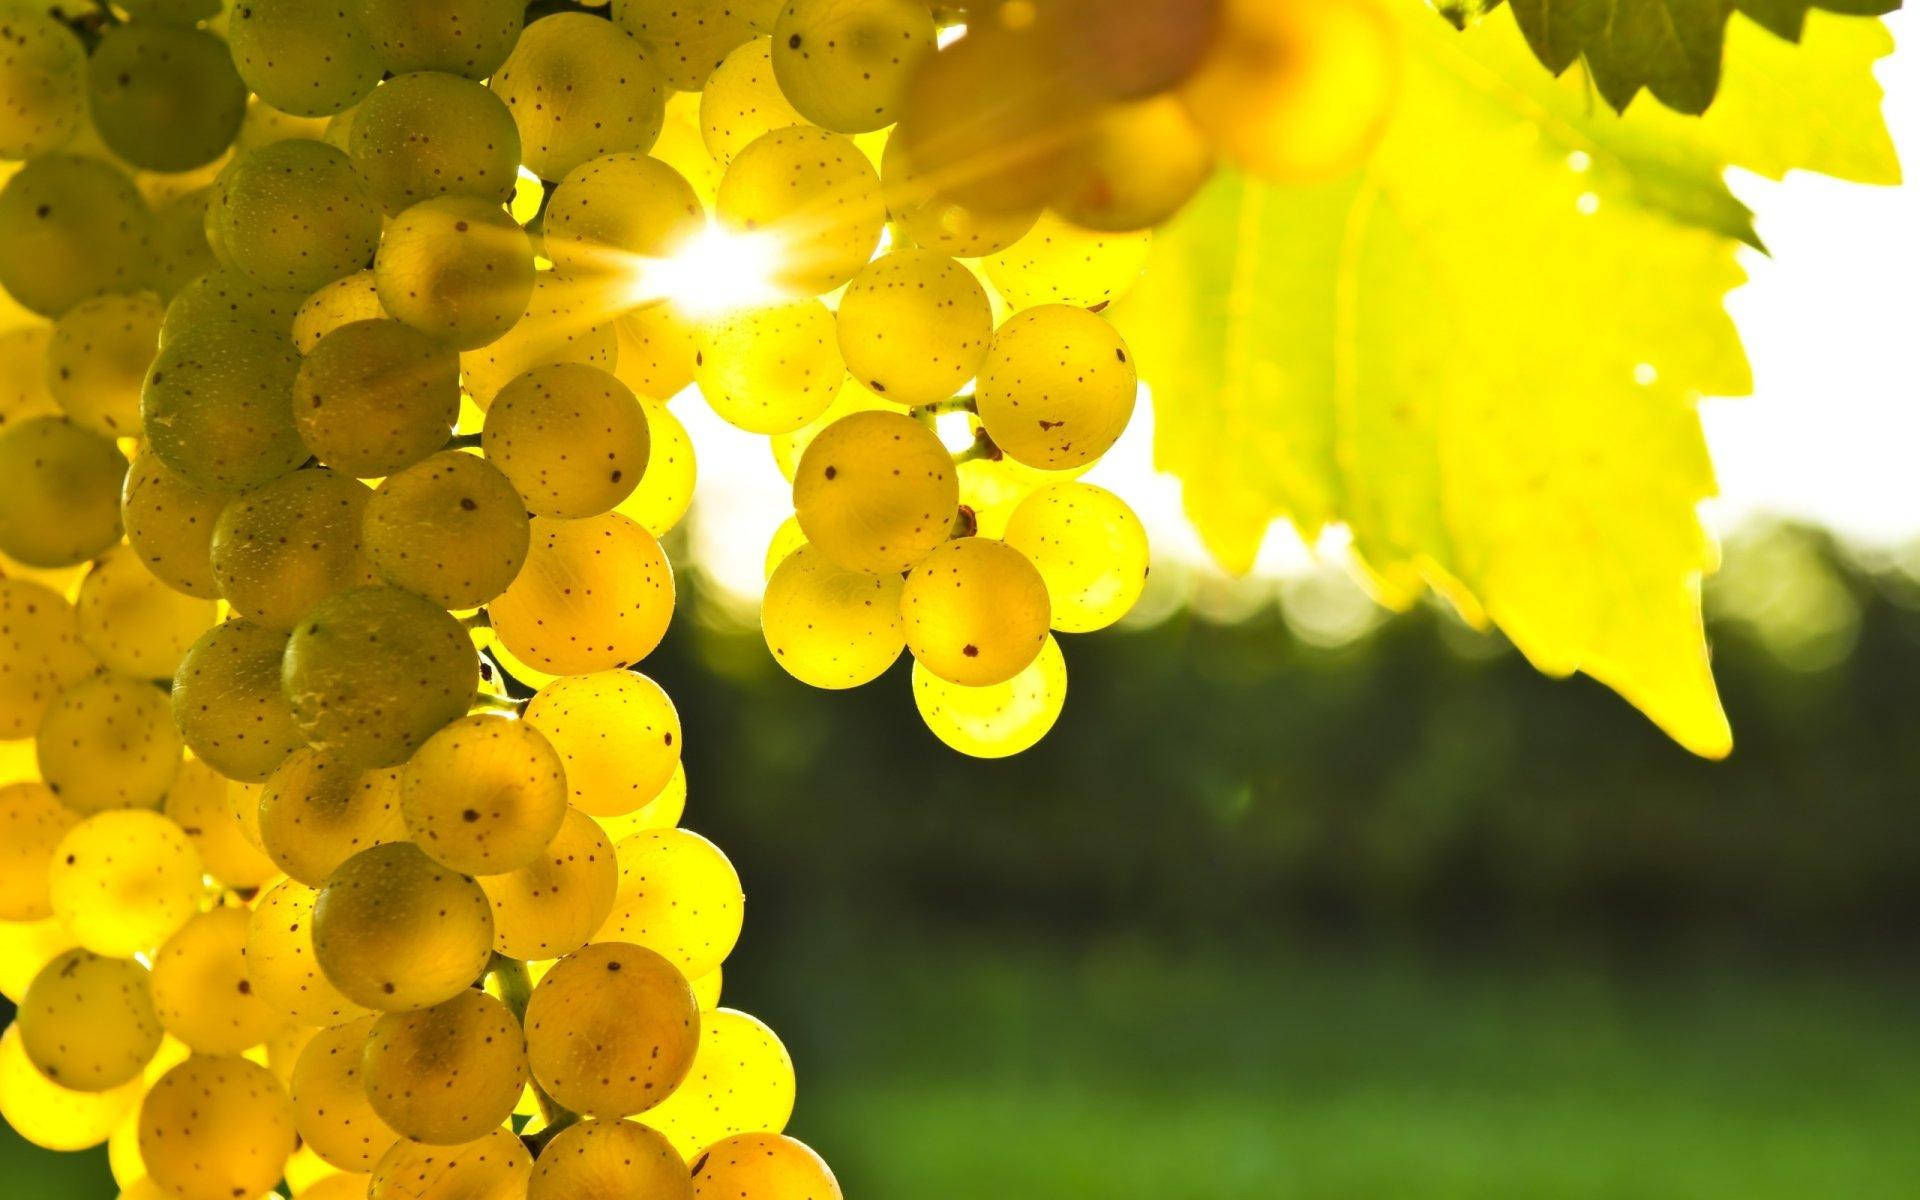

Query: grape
left=716, top=126, right=883, bottom=296
left=484, top=363, right=649, bottom=518
left=615, top=398, right=696, bottom=537
left=243, top=878, right=372, bottom=1029
left=880, top=132, right=1040, bottom=260
left=695, top=298, right=845, bottom=434
left=211, top=468, right=377, bottom=631
left=38, top=673, right=184, bottom=815
left=792, top=410, right=957, bottom=575
left=701, top=37, right=802, bottom=165
left=375, top=196, right=536, bottom=351
left=290, top=1016, right=398, bottom=1172
left=401, top=714, right=569, bottom=875
left=45, top=292, right=163, bottom=438
left=259, top=747, right=407, bottom=888
left=311, top=842, right=494, bottom=1011
left=0, top=578, right=96, bottom=740
left=459, top=272, right=619, bottom=409
left=762, top=543, right=905, bottom=689
left=768, top=375, right=889, bottom=482
left=983, top=210, right=1151, bottom=309
left=1053, top=94, right=1215, bottom=232
left=543, top=152, right=704, bottom=282
left=1003, top=482, right=1149, bottom=632
left=0, top=325, right=59, bottom=432
left=522, top=940, right=699, bottom=1117
left=523, top=672, right=680, bottom=818
left=227, top=0, right=383, bottom=118
left=0, top=10, right=86, bottom=159
left=172, top=619, right=306, bottom=784
left=76, top=543, right=217, bottom=680
left=613, top=303, right=699, bottom=402
left=149, top=187, right=220, bottom=300
left=48, top=809, right=201, bottom=957
left=149, top=908, right=286, bottom=1056
left=0, top=1024, right=140, bottom=1152
left=0, top=416, right=126, bottom=567
left=86, top=24, right=247, bottom=173
left=691, top=1133, right=842, bottom=1200
left=763, top=513, right=807, bottom=577
left=491, top=513, right=675, bottom=676
left=836, top=249, right=992, bottom=406
left=491, top=14, right=666, bottom=182
left=600, top=829, right=743, bottom=978
left=529, top=1118, right=691, bottom=1200
left=0, top=780, right=76, bottom=920
left=644, top=1008, right=795, bottom=1162
left=302, top=1171, right=377, bottom=1200
left=479, top=806, right=619, bottom=960
left=294, top=319, right=461, bottom=478
left=293, top=271, right=386, bottom=353
left=913, top=632, right=1065, bottom=757
left=213, top=139, right=383, bottom=294
left=161, top=760, right=278, bottom=891
left=613, top=0, right=761, bottom=91
left=651, top=87, right=726, bottom=208
left=158, top=267, right=306, bottom=345
left=0, top=915, right=78, bottom=1006
left=357, top=0, right=527, bottom=79
left=973, top=304, right=1137, bottom=469
left=0, top=154, right=152, bottom=317
left=141, top=321, right=306, bottom=493
left=595, top=760, right=687, bottom=842
left=349, top=72, right=522, bottom=215
left=771, top=0, right=935, bottom=134
left=281, top=586, right=478, bottom=769
left=370, top=1127, right=531, bottom=1200
left=362, top=989, right=527, bottom=1144
left=138, top=1054, right=298, bottom=1200
left=900, top=536, right=1050, bottom=686
left=235, top=94, right=335, bottom=152
left=362, top=451, right=531, bottom=610
left=18, top=947, right=161, bottom=1090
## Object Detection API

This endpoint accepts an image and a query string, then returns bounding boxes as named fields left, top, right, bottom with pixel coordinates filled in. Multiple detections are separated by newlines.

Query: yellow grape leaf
left=1119, top=9, right=1898, bottom=758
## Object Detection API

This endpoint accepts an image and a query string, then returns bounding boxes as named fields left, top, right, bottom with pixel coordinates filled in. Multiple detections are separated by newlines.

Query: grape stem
left=488, top=954, right=581, bottom=1151
left=950, top=427, right=1002, bottom=465
left=444, top=432, right=484, bottom=451
left=909, top=396, right=979, bottom=419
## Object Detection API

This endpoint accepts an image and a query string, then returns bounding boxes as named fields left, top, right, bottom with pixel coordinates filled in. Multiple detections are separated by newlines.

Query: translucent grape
left=357, top=0, right=527, bottom=79
left=294, top=319, right=461, bottom=478
left=227, top=0, right=383, bottom=118
left=771, top=0, right=935, bottom=134
left=0, top=1024, right=140, bottom=1152
left=38, top=673, right=183, bottom=815
left=523, top=671, right=681, bottom=818
left=792, top=410, right=957, bottom=575
left=244, top=879, right=372, bottom=1029
left=900, top=537, right=1050, bottom=687
left=401, top=714, right=569, bottom=875
left=614, top=303, right=699, bottom=403
left=138, top=1054, right=298, bottom=1200
left=983, top=211, right=1151, bottom=309
left=459, top=272, right=619, bottom=409
left=77, top=544, right=216, bottom=681
left=523, top=941, right=699, bottom=1118
left=0, top=780, right=77, bottom=920
left=0, top=154, right=152, bottom=317
left=484, top=362, right=650, bottom=518
left=701, top=37, right=802, bottom=165
left=613, top=0, right=761, bottom=91
left=281, top=586, right=478, bottom=768
left=763, top=514, right=807, bottom=577
left=158, top=267, right=306, bottom=345
left=529, top=1118, right=691, bottom=1200
left=311, top=842, right=493, bottom=1012
left=362, top=989, right=526, bottom=1144
left=480, top=806, right=619, bottom=960
left=214, top=139, right=383, bottom=294
left=300, top=1171, right=376, bottom=1200
left=48, top=809, right=201, bottom=956
left=835, top=249, right=991, bottom=406
left=86, top=24, right=246, bottom=172
left=375, top=196, right=536, bottom=351
left=491, top=513, right=675, bottom=676
left=768, top=375, right=889, bottom=482
left=0, top=578, right=96, bottom=740
left=140, top=321, right=306, bottom=493
left=211, top=468, right=377, bottom=631
left=0, top=10, right=86, bottom=159
left=259, top=747, right=407, bottom=888
left=290, top=1016, right=398, bottom=1172
left=691, top=1133, right=842, bottom=1200
left=596, top=761, right=687, bottom=842
left=150, top=908, right=286, bottom=1056
left=615, top=399, right=696, bottom=537
left=46, top=292, right=164, bottom=438
left=370, top=1127, right=531, bottom=1200
left=645, top=1008, right=795, bottom=1162
left=973, top=304, right=1137, bottom=469
left=695, top=298, right=845, bottom=434
left=0, top=416, right=126, bottom=567
left=349, top=71, right=521, bottom=215
left=161, top=760, right=278, bottom=891
left=716, top=126, right=883, bottom=296
left=1002, top=483, right=1149, bottom=632
left=172, top=619, right=306, bottom=784
left=600, top=829, right=744, bottom=979
left=18, top=947, right=161, bottom=1090
left=650, top=89, right=724, bottom=208
left=761, top=543, right=905, bottom=689
left=0, top=916, right=77, bottom=1005
left=913, top=632, right=1066, bottom=758
left=293, top=271, right=386, bottom=353
left=149, top=187, right=220, bottom=300
left=880, top=132, right=1039, bottom=259
left=0, top=325, right=59, bottom=432
left=543, top=152, right=704, bottom=282
left=491, top=14, right=666, bottom=182
left=1052, top=93, right=1214, bottom=232
left=362, top=451, right=531, bottom=609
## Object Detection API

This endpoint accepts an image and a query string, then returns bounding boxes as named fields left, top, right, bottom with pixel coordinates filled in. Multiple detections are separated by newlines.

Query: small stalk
left=489, top=955, right=580, bottom=1151
left=909, top=396, right=979, bottom=420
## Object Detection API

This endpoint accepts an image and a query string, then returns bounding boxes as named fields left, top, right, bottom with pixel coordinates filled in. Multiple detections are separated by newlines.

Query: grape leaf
left=1117, top=10, right=1898, bottom=758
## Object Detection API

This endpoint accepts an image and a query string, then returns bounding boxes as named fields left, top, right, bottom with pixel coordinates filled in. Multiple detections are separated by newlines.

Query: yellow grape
left=108, top=1107, right=144, bottom=1188
left=652, top=88, right=724, bottom=209
left=18, top=948, right=163, bottom=1090
left=38, top=673, right=183, bottom=814
left=491, top=13, right=666, bottom=182
left=150, top=908, right=287, bottom=1056
left=1002, top=482, right=1149, bottom=632
left=357, top=0, right=527, bottom=79
left=0, top=1024, right=141, bottom=1151
left=233, top=93, right=334, bottom=152
left=530, top=1118, right=692, bottom=1200
left=370, top=1127, right=531, bottom=1200
left=690, top=965, right=723, bottom=1011
left=766, top=377, right=887, bottom=483
left=162, top=760, right=279, bottom=891
left=0, top=10, right=87, bottom=159
left=158, top=268, right=307, bottom=345
left=771, top=0, right=935, bottom=134
left=293, top=271, right=386, bottom=353
left=613, top=303, right=699, bottom=402
left=211, top=468, right=377, bottom=631
left=0, top=578, right=96, bottom=739
left=362, top=451, right=530, bottom=609
left=401, top=714, right=568, bottom=875
left=362, top=989, right=526, bottom=1144
left=376, top=196, right=536, bottom=351
left=596, top=761, right=689, bottom=841
left=701, top=37, right=802, bottom=165
left=523, top=671, right=681, bottom=818
left=695, top=298, right=845, bottom=434
left=692, top=1133, right=842, bottom=1200
left=836, top=249, right=992, bottom=406
left=86, top=24, right=246, bottom=173
left=792, top=410, right=957, bottom=575
left=227, top=0, right=383, bottom=117
left=913, top=632, right=1066, bottom=758
left=49, top=810, right=202, bottom=958
left=312, top=842, right=494, bottom=1012
left=265, top=1022, right=319, bottom=1089
left=0, top=326, right=60, bottom=432
left=290, top=1016, right=397, bottom=1172
left=0, top=416, right=126, bottom=567
left=491, top=513, right=675, bottom=676
left=259, top=747, right=407, bottom=888
left=615, top=398, right=697, bottom=536
left=484, top=362, right=651, bottom=518
left=523, top=940, right=699, bottom=1118
left=46, top=292, right=164, bottom=438
left=76, top=544, right=216, bottom=680
left=348, top=71, right=522, bottom=215
left=973, top=304, right=1137, bottom=469
left=214, top=139, right=384, bottom=294
left=644, top=1008, right=795, bottom=1162
left=243, top=878, right=373, bottom=1029
left=716, top=126, right=884, bottom=296
left=543, top=153, right=704, bottom=281
left=294, top=319, right=461, bottom=478
left=141, top=321, right=307, bottom=493
left=0, top=918, right=79, bottom=1005
left=139, top=1054, right=298, bottom=1200
left=761, top=543, right=905, bottom=689
left=1052, top=93, right=1215, bottom=233
left=613, top=0, right=763, bottom=91
left=983, top=208, right=1151, bottom=310
left=900, top=537, right=1051, bottom=687
left=460, top=272, right=619, bottom=408
left=148, top=187, right=220, bottom=301
left=480, top=806, right=619, bottom=960
left=0, top=154, right=153, bottom=317
left=763, top=514, right=807, bottom=577
left=172, top=619, right=306, bottom=784
left=880, top=131, right=1039, bottom=260
left=600, top=829, right=743, bottom=979
left=0, top=780, right=77, bottom=920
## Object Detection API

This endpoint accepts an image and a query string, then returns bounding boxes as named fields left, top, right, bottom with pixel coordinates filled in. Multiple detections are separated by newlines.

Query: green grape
left=614, top=398, right=696, bottom=536
left=523, top=941, right=699, bottom=1118
left=771, top=0, right=934, bottom=134
left=290, top=1016, right=398, bottom=1171
left=0, top=1024, right=140, bottom=1152
left=172, top=619, right=305, bottom=784
left=542, top=152, right=703, bottom=281
left=18, top=947, right=160, bottom=1091
left=312, top=842, right=493, bottom=1011
left=1052, top=93, right=1214, bottom=232
left=460, top=272, right=619, bottom=409
left=0, top=780, right=76, bottom=921
left=234, top=94, right=335, bottom=152
left=613, top=0, right=761, bottom=91
left=768, top=375, right=889, bottom=482
left=595, top=760, right=688, bottom=842
left=357, top=0, right=526, bottom=79
left=480, top=807, right=618, bottom=960
left=281, top=586, right=478, bottom=768
left=38, top=673, right=183, bottom=814
left=0, top=577, right=96, bottom=740
left=835, top=249, right=991, bottom=406
left=292, top=270, right=386, bottom=353
left=370, top=1127, right=531, bottom=1200
left=157, top=268, right=306, bottom=345
left=0, top=416, right=125, bottom=567
left=913, top=631, right=1065, bottom=757
left=613, top=303, right=699, bottom=403
left=484, top=362, right=650, bottom=518
left=692, top=1133, right=841, bottom=1200
left=0, top=9, right=86, bottom=159
left=349, top=72, right=521, bottom=215
left=973, top=304, right=1136, bottom=469
left=530, top=1119, right=691, bottom=1200
left=523, top=671, right=680, bottom=818
left=0, top=154, right=151, bottom=317
left=763, top=513, right=807, bottom=578
left=900, top=536, right=1050, bottom=686
left=983, top=210, right=1151, bottom=309
left=701, top=37, right=800, bottom=165
left=211, top=468, right=378, bottom=631
left=400, top=714, right=568, bottom=875
left=761, top=542, right=905, bottom=690
left=46, top=292, right=163, bottom=438
left=139, top=1054, right=298, bottom=1200
left=376, top=196, right=536, bottom=351
left=86, top=24, right=246, bottom=172
left=227, top=0, right=382, bottom=118
left=1002, top=482, right=1148, bottom=632
left=244, top=878, right=372, bottom=1028
left=695, top=298, right=845, bottom=434
left=117, top=455, right=222, bottom=601
left=716, top=126, right=883, bottom=296
left=161, top=759, right=277, bottom=891
left=76, top=543, right=217, bottom=680
left=259, top=746, right=407, bottom=888
left=792, top=409, right=957, bottom=575
left=689, top=963, right=723, bottom=1012
left=149, top=908, right=285, bottom=1056
left=644, top=1008, right=794, bottom=1162
left=48, top=809, right=201, bottom=956
left=294, top=319, right=461, bottom=478
left=490, top=513, right=675, bottom=676
left=362, top=451, right=530, bottom=609
left=880, top=127, right=1039, bottom=259
left=600, top=829, right=743, bottom=979
left=149, top=187, right=219, bottom=300
left=213, top=139, right=383, bottom=294
left=362, top=990, right=526, bottom=1145
left=490, top=14, right=666, bottom=182
left=141, top=321, right=306, bottom=493
left=0, top=325, right=59, bottom=432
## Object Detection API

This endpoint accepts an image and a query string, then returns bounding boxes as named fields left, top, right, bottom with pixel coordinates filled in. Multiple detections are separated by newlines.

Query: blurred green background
left=6, top=523, right=1918, bottom=1197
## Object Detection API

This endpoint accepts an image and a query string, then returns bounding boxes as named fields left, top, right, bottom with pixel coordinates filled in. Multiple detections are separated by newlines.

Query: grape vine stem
left=488, top=954, right=579, bottom=1151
